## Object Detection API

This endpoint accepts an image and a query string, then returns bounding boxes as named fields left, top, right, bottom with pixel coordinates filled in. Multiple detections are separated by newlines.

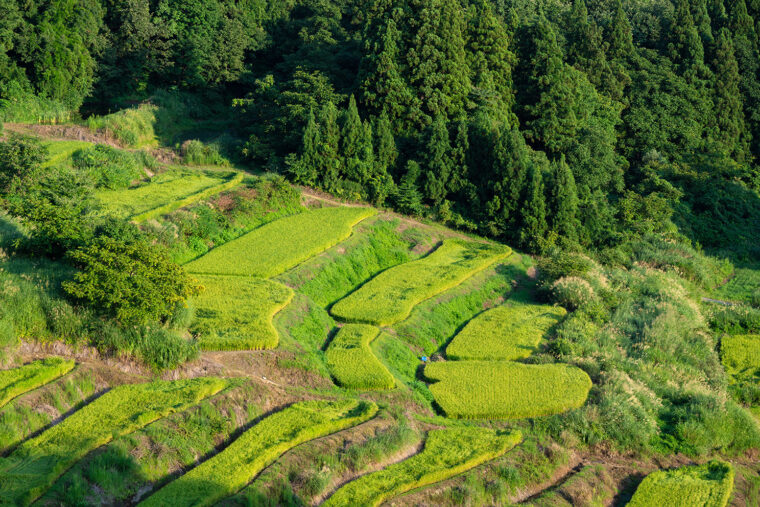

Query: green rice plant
left=425, top=361, right=592, bottom=419
left=331, top=240, right=512, bottom=326
left=325, top=324, right=395, bottom=390
left=139, top=399, right=378, bottom=507
left=720, top=334, right=760, bottom=380
left=0, top=357, right=75, bottom=409
left=324, top=427, right=522, bottom=507
left=715, top=268, right=760, bottom=306
left=0, top=377, right=228, bottom=506
left=446, top=304, right=566, bottom=361
left=627, top=461, right=734, bottom=507
left=191, top=275, right=294, bottom=351
left=185, top=206, right=376, bottom=278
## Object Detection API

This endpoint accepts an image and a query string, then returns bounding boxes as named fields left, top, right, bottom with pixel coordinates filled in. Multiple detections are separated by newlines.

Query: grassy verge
left=331, top=240, right=511, bottom=326
left=323, top=427, right=521, bottom=507
left=0, top=357, right=75, bottom=409
left=0, top=377, right=229, bottom=505
left=325, top=324, right=395, bottom=390
left=628, top=461, right=734, bottom=507
left=139, top=399, right=378, bottom=507
left=425, top=361, right=592, bottom=419
left=186, top=206, right=376, bottom=277
left=191, top=276, right=294, bottom=351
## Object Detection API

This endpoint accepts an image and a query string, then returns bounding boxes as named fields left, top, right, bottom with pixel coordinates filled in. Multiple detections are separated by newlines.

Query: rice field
left=191, top=276, right=294, bottom=351
left=0, top=357, right=75, bottom=409
left=0, top=377, right=228, bottom=506
left=185, top=206, right=377, bottom=278
left=714, top=268, right=760, bottom=306
left=720, top=334, right=760, bottom=380
left=330, top=240, right=511, bottom=326
left=139, top=399, right=378, bottom=507
left=446, top=304, right=566, bottom=361
left=325, top=324, right=395, bottom=390
left=627, top=461, right=734, bottom=507
left=425, top=361, right=592, bottom=419
left=323, top=427, right=522, bottom=507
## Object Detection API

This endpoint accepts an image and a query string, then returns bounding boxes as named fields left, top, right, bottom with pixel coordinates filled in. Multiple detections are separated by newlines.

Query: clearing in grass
left=627, top=461, right=734, bottom=507
left=446, top=304, right=566, bottom=361
left=330, top=239, right=511, bottom=326
left=191, top=276, right=294, bottom=351
left=0, top=357, right=75, bottom=409
left=185, top=206, right=376, bottom=277
left=0, top=377, right=228, bottom=506
left=139, top=399, right=378, bottom=507
left=325, top=324, right=395, bottom=390
left=425, top=361, right=592, bottom=419
left=324, top=427, right=522, bottom=507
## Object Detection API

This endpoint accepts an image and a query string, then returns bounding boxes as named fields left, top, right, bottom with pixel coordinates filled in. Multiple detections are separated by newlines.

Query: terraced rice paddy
left=425, top=361, right=592, bottom=419
left=185, top=206, right=376, bottom=277
left=720, top=334, right=760, bottom=379
left=627, top=461, right=734, bottom=507
left=324, top=427, right=522, bottom=506
left=139, top=399, right=378, bottom=507
left=0, top=357, right=75, bottom=409
left=714, top=268, right=760, bottom=305
left=331, top=240, right=511, bottom=326
left=191, top=276, right=294, bottom=350
left=445, top=304, right=566, bottom=361
left=325, top=324, right=395, bottom=390
left=0, top=377, right=228, bottom=505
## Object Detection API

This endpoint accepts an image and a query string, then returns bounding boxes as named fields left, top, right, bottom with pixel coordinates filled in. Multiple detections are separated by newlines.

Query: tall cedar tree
left=549, top=155, right=580, bottom=243
left=519, top=164, right=548, bottom=254
left=317, top=101, right=342, bottom=192
left=423, top=114, right=454, bottom=205
left=712, top=29, right=749, bottom=161
left=730, top=0, right=760, bottom=158
left=291, top=108, right=320, bottom=185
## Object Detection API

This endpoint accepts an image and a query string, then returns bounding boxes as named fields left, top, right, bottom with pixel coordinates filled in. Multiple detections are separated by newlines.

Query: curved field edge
left=0, top=357, right=75, bottom=409
left=191, top=276, right=295, bottom=351
left=627, top=461, right=735, bottom=507
left=330, top=239, right=512, bottom=326
left=138, top=399, right=379, bottom=507
left=185, top=206, right=377, bottom=278
left=425, top=361, right=592, bottom=420
left=323, top=427, right=522, bottom=507
left=325, top=324, right=395, bottom=390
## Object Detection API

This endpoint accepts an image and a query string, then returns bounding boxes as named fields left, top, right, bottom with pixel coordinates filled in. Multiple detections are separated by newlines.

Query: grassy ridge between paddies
left=96, top=168, right=233, bottom=219
left=446, top=304, right=566, bottom=361
left=185, top=206, right=377, bottom=277
left=325, top=324, right=395, bottom=390
left=139, top=399, right=378, bottom=507
left=324, top=427, right=522, bottom=507
left=0, top=377, right=228, bottom=506
left=0, top=357, right=75, bottom=409
left=331, top=239, right=511, bottom=326
left=191, top=275, right=294, bottom=350
left=627, top=461, right=734, bottom=507
left=425, top=361, right=592, bottom=419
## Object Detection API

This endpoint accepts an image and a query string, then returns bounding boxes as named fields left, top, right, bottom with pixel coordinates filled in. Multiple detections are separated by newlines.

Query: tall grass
left=85, top=105, right=157, bottom=147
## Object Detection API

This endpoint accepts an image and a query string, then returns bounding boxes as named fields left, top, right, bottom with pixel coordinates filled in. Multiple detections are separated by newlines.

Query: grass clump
left=446, top=304, right=566, bottom=361
left=71, top=144, right=149, bottom=190
left=85, top=105, right=157, bottom=147
left=0, top=377, right=228, bottom=506
left=324, top=427, right=522, bottom=507
left=139, top=399, right=378, bottom=507
left=0, top=357, right=75, bottom=409
left=628, top=461, right=734, bottom=507
left=325, top=324, right=395, bottom=390
left=191, top=276, right=294, bottom=351
left=331, top=240, right=511, bottom=326
left=186, top=206, right=376, bottom=277
left=182, top=139, right=230, bottom=166
left=425, top=361, right=592, bottom=419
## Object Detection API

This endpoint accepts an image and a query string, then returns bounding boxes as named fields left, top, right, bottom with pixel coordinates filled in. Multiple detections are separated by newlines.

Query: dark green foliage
left=71, top=144, right=145, bottom=189
left=0, top=134, right=47, bottom=193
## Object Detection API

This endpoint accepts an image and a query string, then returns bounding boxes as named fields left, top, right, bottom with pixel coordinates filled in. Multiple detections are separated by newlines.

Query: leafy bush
left=628, top=461, right=734, bottom=507
left=324, top=427, right=522, bottom=507
left=71, top=144, right=146, bottom=190
left=325, top=324, right=395, bottom=390
left=0, top=357, right=75, bottom=409
left=551, top=277, right=597, bottom=311
left=181, top=139, right=229, bottom=166
left=139, top=400, right=378, bottom=507
left=0, top=134, right=47, bottom=193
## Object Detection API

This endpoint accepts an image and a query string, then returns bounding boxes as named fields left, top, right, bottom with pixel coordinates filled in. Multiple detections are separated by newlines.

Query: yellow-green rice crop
left=139, top=399, right=378, bottom=507
left=324, top=427, right=522, bottom=507
left=0, top=357, right=75, bottom=409
left=325, top=324, right=395, bottom=390
left=720, top=334, right=760, bottom=380
left=330, top=240, right=511, bottom=326
left=446, top=304, right=566, bottom=361
left=41, top=140, right=93, bottom=168
left=191, top=276, right=294, bottom=350
left=185, top=206, right=376, bottom=277
left=425, top=361, right=592, bottom=419
left=0, top=377, right=228, bottom=506
left=627, top=461, right=734, bottom=507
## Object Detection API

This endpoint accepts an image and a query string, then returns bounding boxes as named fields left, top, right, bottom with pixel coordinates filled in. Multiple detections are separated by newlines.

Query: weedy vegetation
left=325, top=324, right=395, bottom=390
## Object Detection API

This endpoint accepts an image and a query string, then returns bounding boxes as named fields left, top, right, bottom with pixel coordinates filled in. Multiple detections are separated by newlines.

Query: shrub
left=181, top=139, right=229, bottom=166
left=551, top=277, right=596, bottom=310
left=91, top=323, right=199, bottom=372
left=325, top=324, right=395, bottom=390
left=537, top=250, right=595, bottom=283
left=0, top=357, right=75, bottom=409
left=0, top=134, right=47, bottom=193
left=71, top=145, right=146, bottom=190
left=627, top=461, right=734, bottom=507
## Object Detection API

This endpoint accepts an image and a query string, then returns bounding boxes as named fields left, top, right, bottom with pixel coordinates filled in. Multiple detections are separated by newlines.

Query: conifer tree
left=395, top=160, right=423, bottom=215
left=550, top=155, right=579, bottom=243
left=317, top=101, right=342, bottom=191
left=670, top=0, right=706, bottom=74
left=290, top=108, right=320, bottom=185
left=692, top=0, right=714, bottom=48
left=730, top=0, right=760, bottom=157
left=341, top=95, right=363, bottom=162
left=519, top=164, right=548, bottom=253
left=608, top=0, right=634, bottom=63
left=423, top=114, right=454, bottom=205
left=373, top=111, right=398, bottom=174
left=713, top=29, right=749, bottom=160
left=448, top=119, right=470, bottom=195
